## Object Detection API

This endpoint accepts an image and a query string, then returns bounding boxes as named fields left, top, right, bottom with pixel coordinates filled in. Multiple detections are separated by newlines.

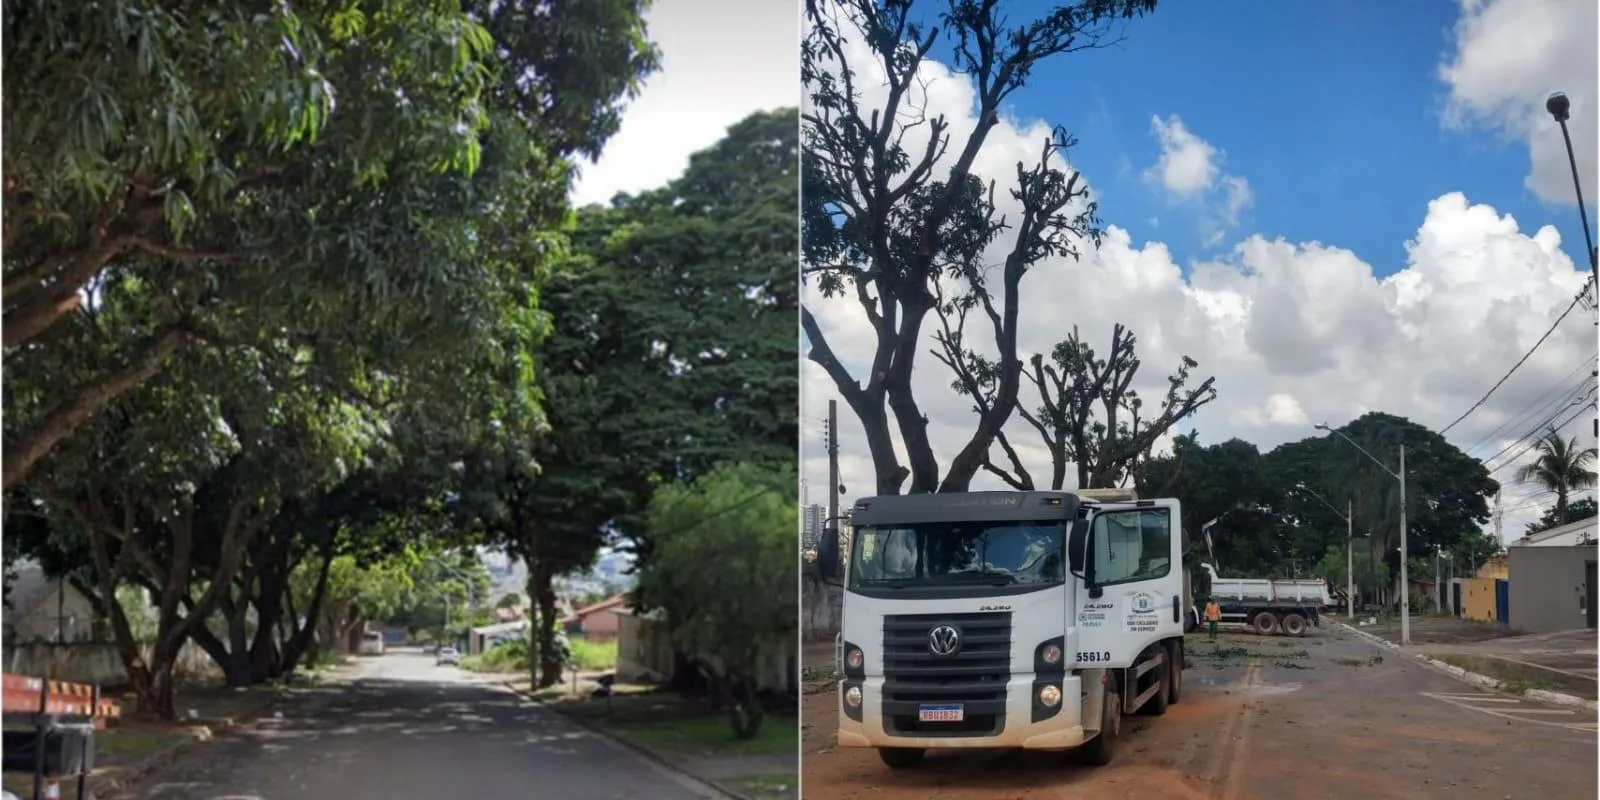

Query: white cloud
left=1143, top=115, right=1255, bottom=246
left=1147, top=115, right=1219, bottom=196
left=568, top=0, right=798, bottom=205
left=1439, top=0, right=1599, bottom=207
left=803, top=41, right=1596, bottom=546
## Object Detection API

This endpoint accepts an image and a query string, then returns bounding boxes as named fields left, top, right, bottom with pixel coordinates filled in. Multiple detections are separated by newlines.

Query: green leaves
left=634, top=462, right=797, bottom=707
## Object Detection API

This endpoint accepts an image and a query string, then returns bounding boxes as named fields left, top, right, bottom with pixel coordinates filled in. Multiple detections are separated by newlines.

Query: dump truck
left=815, top=487, right=1187, bottom=769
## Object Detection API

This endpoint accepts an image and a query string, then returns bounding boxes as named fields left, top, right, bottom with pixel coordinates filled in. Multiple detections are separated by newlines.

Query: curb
left=502, top=682, right=743, bottom=800
left=1331, top=621, right=1598, bottom=712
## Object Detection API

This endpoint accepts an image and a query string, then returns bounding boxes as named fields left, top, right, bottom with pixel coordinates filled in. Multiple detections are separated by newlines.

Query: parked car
left=436, top=646, right=460, bottom=666
left=357, top=630, right=386, bottom=656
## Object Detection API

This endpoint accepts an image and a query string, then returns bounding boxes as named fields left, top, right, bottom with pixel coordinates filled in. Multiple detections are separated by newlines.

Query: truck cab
left=816, top=489, right=1188, bottom=769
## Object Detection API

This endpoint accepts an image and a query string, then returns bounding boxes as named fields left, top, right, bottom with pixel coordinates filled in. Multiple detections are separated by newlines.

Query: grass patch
left=556, top=690, right=798, bottom=759
left=570, top=638, right=618, bottom=671
left=719, top=771, right=799, bottom=799
left=1426, top=652, right=1594, bottom=699
left=1332, top=655, right=1383, bottom=668
left=462, top=637, right=618, bottom=674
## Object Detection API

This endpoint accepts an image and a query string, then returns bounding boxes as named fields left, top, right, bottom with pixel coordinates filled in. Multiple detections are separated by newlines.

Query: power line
left=1461, top=356, right=1595, bottom=455
left=1439, top=275, right=1595, bottom=436
left=1487, top=394, right=1598, bottom=477
left=1481, top=382, right=1596, bottom=469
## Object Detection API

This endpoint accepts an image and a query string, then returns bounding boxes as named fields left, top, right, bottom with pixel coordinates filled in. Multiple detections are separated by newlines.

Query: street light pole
left=1545, top=91, right=1597, bottom=280
left=1399, top=444, right=1409, bottom=643
left=1316, top=424, right=1410, bottom=645
left=1292, top=483, right=1357, bottom=619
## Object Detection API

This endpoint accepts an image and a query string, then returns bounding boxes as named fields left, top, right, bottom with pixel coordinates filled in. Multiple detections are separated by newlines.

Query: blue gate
left=1494, top=579, right=1510, bottom=623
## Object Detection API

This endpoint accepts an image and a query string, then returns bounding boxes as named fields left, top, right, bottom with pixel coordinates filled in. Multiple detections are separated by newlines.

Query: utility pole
left=1346, top=500, right=1354, bottom=620
left=1493, top=490, right=1504, bottom=550
left=1399, top=445, right=1409, bottom=645
left=827, top=399, right=839, bottom=525
left=1440, top=547, right=1452, bottom=614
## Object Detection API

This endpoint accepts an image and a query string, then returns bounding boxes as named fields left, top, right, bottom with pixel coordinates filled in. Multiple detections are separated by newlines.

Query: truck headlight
left=1036, top=684, right=1062, bottom=707
left=1041, top=643, right=1062, bottom=666
left=844, top=685, right=863, bottom=708
left=845, top=647, right=864, bottom=671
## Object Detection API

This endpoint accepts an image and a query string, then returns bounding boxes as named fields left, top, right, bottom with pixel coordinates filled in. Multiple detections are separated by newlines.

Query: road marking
left=1421, top=692, right=1596, bottom=732
left=1215, top=659, right=1262, bottom=800
left=1431, top=693, right=1520, bottom=703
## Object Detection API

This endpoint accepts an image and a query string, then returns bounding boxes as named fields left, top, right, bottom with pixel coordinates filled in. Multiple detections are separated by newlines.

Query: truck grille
left=881, top=611, right=1011, bottom=737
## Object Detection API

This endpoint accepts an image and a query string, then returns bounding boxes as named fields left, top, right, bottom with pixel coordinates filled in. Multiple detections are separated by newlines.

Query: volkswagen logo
left=927, top=625, right=962, bottom=657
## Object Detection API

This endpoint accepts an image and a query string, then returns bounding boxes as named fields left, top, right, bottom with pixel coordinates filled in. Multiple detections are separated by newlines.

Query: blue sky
left=921, top=0, right=1595, bottom=276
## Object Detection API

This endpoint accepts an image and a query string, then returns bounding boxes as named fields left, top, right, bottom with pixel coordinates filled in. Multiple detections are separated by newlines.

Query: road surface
left=802, top=625, right=1597, bottom=799
left=115, top=649, right=726, bottom=800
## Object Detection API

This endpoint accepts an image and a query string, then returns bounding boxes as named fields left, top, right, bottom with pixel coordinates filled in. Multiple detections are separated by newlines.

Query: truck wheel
left=1251, top=612, right=1278, bottom=636
left=878, top=747, right=926, bottom=769
left=1075, top=680, right=1121, bottom=766
left=1282, top=613, right=1308, bottom=637
left=1167, top=640, right=1183, bottom=705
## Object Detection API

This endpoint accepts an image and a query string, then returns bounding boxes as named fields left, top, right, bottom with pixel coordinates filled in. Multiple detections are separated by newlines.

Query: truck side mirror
left=818, top=527, right=840, bottom=579
left=1067, top=519, right=1089, bottom=578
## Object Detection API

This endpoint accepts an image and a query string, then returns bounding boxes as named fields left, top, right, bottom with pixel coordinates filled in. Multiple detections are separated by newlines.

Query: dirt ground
left=801, top=626, right=1597, bottom=799
left=1354, top=612, right=1524, bottom=645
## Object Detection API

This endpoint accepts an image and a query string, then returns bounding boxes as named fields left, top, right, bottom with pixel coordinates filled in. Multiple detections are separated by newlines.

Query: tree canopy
left=2, top=0, right=661, bottom=720
left=634, top=462, right=797, bottom=739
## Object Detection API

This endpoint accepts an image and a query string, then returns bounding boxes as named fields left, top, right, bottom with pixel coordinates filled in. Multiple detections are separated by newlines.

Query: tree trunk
left=725, top=673, right=764, bottom=740
left=533, top=564, right=562, bottom=688
left=282, top=530, right=338, bottom=672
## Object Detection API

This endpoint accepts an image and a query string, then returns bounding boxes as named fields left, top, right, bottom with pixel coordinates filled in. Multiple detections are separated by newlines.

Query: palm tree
left=1515, top=427, right=1599, bottom=523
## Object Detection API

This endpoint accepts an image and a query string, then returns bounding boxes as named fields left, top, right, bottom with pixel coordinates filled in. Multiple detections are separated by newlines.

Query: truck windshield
left=848, top=520, right=1066, bottom=590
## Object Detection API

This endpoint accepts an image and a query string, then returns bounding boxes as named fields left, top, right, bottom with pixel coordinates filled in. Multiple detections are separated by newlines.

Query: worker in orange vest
left=1204, top=596, right=1222, bottom=641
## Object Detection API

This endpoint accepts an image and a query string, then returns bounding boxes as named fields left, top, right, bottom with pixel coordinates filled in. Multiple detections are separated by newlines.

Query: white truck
left=815, top=488, right=1187, bottom=769
left=1193, top=563, right=1330, bottom=636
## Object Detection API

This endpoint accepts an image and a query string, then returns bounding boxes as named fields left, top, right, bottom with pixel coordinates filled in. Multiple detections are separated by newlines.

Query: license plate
left=918, top=704, right=964, bottom=722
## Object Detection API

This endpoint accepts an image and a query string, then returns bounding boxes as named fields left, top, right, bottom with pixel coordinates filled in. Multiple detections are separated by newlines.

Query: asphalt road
left=119, top=650, right=726, bottom=800
left=802, top=624, right=1598, bottom=799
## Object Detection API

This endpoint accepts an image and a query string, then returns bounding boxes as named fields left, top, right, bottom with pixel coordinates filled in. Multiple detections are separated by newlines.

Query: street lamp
left=1315, top=423, right=1410, bottom=645
left=1293, top=483, right=1357, bottom=619
left=1545, top=92, right=1597, bottom=280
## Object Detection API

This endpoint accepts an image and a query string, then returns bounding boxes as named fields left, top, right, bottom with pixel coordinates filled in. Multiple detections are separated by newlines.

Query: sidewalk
left=507, top=679, right=797, bottom=800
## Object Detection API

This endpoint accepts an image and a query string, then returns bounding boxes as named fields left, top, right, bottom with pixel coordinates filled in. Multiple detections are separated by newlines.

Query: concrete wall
left=801, top=570, right=841, bottom=643
left=614, top=612, right=796, bottom=693
left=1460, top=577, right=1499, bottom=623
left=1508, top=545, right=1596, bottom=634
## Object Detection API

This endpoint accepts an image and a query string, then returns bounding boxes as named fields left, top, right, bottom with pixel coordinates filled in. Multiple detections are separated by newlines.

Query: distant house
left=494, top=605, right=526, bottom=623
left=2, top=564, right=97, bottom=645
left=562, top=595, right=628, bottom=641
left=468, top=620, right=530, bottom=656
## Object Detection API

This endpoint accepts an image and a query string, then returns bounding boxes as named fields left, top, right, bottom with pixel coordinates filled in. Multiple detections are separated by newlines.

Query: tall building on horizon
left=802, top=503, right=824, bottom=550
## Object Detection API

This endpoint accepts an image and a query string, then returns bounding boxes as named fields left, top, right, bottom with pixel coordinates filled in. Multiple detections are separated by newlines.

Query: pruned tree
left=801, top=0, right=1159, bottom=495
left=944, top=323, right=1216, bottom=490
